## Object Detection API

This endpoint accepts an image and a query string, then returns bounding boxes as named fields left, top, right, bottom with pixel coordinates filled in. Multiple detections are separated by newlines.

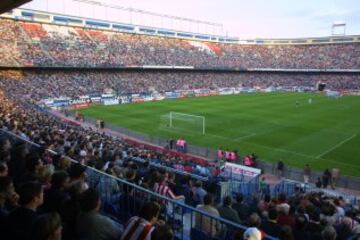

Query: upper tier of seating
left=0, top=18, right=360, bottom=69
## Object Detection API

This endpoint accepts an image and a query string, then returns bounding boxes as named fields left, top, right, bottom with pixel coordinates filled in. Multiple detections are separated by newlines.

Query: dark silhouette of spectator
left=30, top=212, right=62, bottom=240
left=42, top=171, right=70, bottom=213
left=217, top=195, right=241, bottom=224
left=279, top=225, right=294, bottom=240
left=5, top=181, right=44, bottom=240
left=322, top=169, right=331, bottom=188
left=152, top=224, right=174, bottom=240
left=261, top=207, right=282, bottom=238
left=232, top=193, right=249, bottom=223
left=76, top=188, right=122, bottom=240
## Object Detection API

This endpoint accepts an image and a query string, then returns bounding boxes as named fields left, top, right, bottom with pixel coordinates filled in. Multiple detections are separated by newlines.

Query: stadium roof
left=0, top=0, right=31, bottom=14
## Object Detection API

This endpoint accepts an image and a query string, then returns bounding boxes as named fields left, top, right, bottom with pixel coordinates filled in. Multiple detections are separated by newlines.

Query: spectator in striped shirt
left=121, top=201, right=161, bottom=240
left=153, top=173, right=185, bottom=201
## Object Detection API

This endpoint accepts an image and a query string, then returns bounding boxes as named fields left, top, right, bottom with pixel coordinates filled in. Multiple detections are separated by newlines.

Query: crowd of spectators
left=1, top=19, right=360, bottom=69
left=0, top=70, right=360, bottom=102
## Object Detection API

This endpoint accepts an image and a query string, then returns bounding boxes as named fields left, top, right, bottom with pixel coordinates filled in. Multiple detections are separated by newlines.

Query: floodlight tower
left=331, top=21, right=346, bottom=36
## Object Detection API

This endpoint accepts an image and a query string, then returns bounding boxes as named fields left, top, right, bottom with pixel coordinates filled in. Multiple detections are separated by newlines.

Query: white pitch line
left=209, top=133, right=316, bottom=159
left=234, top=133, right=257, bottom=141
left=242, top=140, right=316, bottom=159
left=316, top=134, right=357, bottom=159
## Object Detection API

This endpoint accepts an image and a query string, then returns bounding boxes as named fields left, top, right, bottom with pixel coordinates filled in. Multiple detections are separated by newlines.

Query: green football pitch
left=78, top=93, right=360, bottom=177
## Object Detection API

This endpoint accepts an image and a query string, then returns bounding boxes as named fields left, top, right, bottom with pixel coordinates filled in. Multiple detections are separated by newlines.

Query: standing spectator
left=30, top=212, right=62, bottom=240
left=76, top=188, right=122, bottom=240
left=121, top=202, right=161, bottom=240
left=331, top=168, right=340, bottom=189
left=322, top=169, right=331, bottom=188
left=217, top=147, right=224, bottom=161
left=277, top=160, right=284, bottom=178
left=97, top=167, right=120, bottom=203
left=168, top=139, right=175, bottom=150
left=303, top=164, right=311, bottom=184
left=192, top=180, right=207, bottom=205
left=5, top=181, right=44, bottom=240
left=259, top=176, right=269, bottom=197
left=315, top=177, right=322, bottom=188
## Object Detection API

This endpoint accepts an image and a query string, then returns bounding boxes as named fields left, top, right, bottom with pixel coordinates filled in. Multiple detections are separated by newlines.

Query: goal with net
left=160, top=112, right=205, bottom=135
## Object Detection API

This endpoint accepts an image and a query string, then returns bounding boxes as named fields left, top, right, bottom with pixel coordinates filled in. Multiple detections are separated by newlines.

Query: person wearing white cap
left=243, top=227, right=261, bottom=240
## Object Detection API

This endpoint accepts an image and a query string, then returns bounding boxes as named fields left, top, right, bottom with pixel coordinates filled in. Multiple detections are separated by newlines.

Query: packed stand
left=1, top=18, right=360, bottom=69
left=1, top=70, right=360, bottom=102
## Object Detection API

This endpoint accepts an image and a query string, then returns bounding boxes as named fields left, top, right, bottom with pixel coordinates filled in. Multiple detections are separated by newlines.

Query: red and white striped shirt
left=153, top=182, right=176, bottom=199
left=121, top=216, right=154, bottom=240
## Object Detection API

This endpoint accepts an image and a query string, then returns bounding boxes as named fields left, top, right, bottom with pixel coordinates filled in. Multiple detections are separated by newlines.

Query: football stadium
left=0, top=0, right=360, bottom=240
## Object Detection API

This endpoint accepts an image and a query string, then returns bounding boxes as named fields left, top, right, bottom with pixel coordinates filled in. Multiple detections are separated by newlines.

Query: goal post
left=161, top=112, right=206, bottom=135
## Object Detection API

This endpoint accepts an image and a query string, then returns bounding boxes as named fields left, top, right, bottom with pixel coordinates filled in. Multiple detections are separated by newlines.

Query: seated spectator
left=30, top=212, right=62, bottom=240
left=232, top=193, right=249, bottom=223
left=243, top=227, right=262, bottom=240
left=293, top=215, right=311, bottom=240
left=55, top=156, right=71, bottom=172
left=69, top=163, right=88, bottom=189
left=321, top=225, right=337, bottom=240
left=153, top=173, right=184, bottom=201
left=0, top=161, right=8, bottom=176
left=279, top=225, right=294, bottom=240
left=5, top=181, right=44, bottom=240
left=166, top=172, right=177, bottom=194
left=261, top=207, right=282, bottom=238
left=195, top=193, right=221, bottom=237
left=42, top=170, right=70, bottom=213
left=248, top=212, right=267, bottom=238
left=0, top=176, right=18, bottom=232
left=217, top=195, right=241, bottom=224
left=151, top=224, right=174, bottom=240
left=121, top=201, right=161, bottom=240
left=76, top=188, right=122, bottom=240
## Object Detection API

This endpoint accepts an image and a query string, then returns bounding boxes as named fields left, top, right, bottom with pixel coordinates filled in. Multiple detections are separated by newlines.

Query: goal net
left=160, top=112, right=205, bottom=135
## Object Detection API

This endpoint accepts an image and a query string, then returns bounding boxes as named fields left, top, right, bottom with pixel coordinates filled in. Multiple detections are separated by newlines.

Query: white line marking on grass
left=234, top=133, right=257, bottom=141
left=242, top=141, right=317, bottom=159
left=316, top=134, right=357, bottom=159
left=208, top=133, right=316, bottom=160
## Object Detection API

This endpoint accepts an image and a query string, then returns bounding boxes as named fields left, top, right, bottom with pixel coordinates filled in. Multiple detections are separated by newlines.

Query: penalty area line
left=316, top=134, right=357, bottom=159
left=234, top=133, right=257, bottom=141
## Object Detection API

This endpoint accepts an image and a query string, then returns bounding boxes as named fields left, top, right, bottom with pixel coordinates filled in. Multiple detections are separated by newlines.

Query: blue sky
left=22, top=0, right=360, bottom=38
